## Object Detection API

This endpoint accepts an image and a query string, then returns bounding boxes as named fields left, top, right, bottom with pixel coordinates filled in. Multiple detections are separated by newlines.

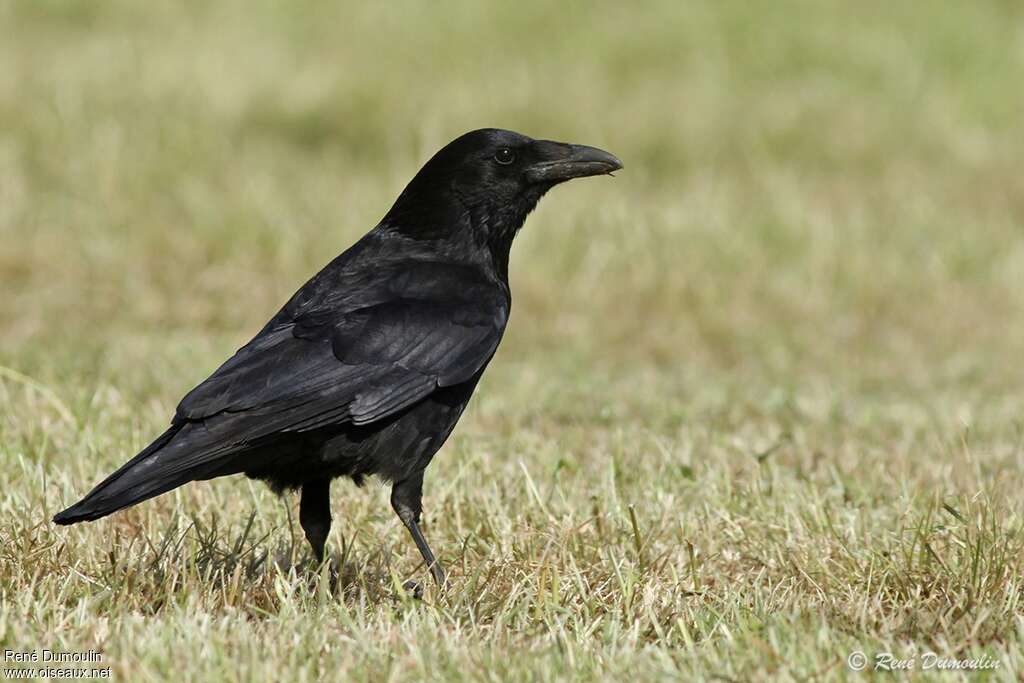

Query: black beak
left=525, top=142, right=623, bottom=184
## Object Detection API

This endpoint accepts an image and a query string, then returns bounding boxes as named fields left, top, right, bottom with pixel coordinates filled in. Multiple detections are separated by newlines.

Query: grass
left=2, top=0, right=1024, bottom=680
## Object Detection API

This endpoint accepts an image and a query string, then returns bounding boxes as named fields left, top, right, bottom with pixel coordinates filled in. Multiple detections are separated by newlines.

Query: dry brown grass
left=2, top=1, right=1024, bottom=680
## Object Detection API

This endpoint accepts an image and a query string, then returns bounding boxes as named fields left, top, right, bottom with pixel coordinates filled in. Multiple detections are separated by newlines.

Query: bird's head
left=382, top=129, right=622, bottom=253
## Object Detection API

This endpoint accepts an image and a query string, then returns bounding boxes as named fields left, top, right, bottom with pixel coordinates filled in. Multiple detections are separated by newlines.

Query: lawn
left=2, top=1, right=1023, bottom=680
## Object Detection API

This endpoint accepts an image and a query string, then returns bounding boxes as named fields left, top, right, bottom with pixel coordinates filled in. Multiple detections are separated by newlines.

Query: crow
left=53, top=128, right=622, bottom=587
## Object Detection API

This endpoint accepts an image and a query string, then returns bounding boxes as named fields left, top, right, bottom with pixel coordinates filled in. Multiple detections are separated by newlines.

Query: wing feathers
left=174, top=296, right=506, bottom=450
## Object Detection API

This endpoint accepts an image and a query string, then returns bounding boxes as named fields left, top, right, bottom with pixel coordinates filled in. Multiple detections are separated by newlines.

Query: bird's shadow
left=97, top=512, right=411, bottom=608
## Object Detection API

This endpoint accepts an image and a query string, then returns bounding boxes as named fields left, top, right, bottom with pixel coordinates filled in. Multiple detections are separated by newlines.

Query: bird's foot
left=402, top=579, right=424, bottom=600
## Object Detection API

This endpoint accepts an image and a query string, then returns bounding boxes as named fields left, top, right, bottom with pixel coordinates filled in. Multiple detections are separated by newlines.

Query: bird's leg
left=391, top=471, right=446, bottom=588
left=299, top=479, right=332, bottom=565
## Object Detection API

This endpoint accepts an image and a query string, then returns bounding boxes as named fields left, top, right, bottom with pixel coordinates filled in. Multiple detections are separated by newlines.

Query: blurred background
left=3, top=1, right=1024, bottom=677
left=3, top=1, right=1023, bottom=419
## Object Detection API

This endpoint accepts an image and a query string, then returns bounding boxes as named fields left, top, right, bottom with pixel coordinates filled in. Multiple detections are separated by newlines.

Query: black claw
left=403, top=579, right=424, bottom=600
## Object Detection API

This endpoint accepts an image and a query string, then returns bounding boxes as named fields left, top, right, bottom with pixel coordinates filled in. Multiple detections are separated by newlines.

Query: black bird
left=53, top=128, right=622, bottom=587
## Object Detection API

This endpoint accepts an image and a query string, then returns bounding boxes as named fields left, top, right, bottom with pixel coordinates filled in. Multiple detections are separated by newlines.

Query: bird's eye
left=494, top=148, right=516, bottom=165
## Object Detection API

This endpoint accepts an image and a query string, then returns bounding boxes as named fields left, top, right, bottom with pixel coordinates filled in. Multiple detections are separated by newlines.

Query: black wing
left=52, top=260, right=508, bottom=525
left=176, top=295, right=507, bottom=435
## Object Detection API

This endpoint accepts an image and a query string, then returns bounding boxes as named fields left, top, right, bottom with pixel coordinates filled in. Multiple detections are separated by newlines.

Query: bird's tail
left=53, top=423, right=202, bottom=525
